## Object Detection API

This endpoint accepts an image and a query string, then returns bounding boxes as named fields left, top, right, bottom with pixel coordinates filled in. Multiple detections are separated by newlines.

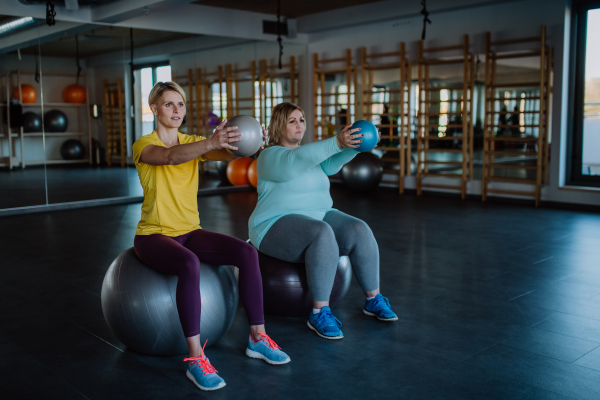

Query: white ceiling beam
left=86, top=35, right=252, bottom=66
left=0, top=21, right=95, bottom=54
left=297, top=0, right=527, bottom=33
left=65, top=0, right=80, bottom=11
left=91, top=0, right=197, bottom=24
left=112, top=4, right=308, bottom=43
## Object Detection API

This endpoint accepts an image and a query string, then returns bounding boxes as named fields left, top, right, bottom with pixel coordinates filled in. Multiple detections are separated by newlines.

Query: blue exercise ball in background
left=351, top=120, right=378, bottom=152
left=44, top=109, right=68, bottom=133
left=60, top=139, right=85, bottom=160
left=22, top=112, right=42, bottom=133
left=101, top=248, right=238, bottom=355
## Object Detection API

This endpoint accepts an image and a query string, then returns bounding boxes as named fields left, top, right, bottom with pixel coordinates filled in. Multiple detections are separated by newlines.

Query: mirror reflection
left=0, top=17, right=46, bottom=209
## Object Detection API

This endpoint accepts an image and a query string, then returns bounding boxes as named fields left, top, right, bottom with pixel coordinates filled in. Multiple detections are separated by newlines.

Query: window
left=133, top=63, right=172, bottom=140
left=570, top=1, right=600, bottom=185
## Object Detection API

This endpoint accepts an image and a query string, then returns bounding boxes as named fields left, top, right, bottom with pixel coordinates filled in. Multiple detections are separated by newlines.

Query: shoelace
left=183, top=340, right=217, bottom=376
left=314, top=309, right=342, bottom=327
left=257, top=332, right=282, bottom=350
left=369, top=294, right=391, bottom=310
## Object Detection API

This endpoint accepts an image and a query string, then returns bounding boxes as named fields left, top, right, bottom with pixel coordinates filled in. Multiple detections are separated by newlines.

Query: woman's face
left=151, top=90, right=186, bottom=129
left=282, top=109, right=305, bottom=145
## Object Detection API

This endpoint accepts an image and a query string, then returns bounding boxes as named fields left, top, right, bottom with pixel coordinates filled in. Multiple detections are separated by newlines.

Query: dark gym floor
left=1, top=186, right=600, bottom=399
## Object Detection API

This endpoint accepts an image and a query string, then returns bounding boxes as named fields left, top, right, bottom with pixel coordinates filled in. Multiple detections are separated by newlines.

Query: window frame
left=568, top=0, right=600, bottom=186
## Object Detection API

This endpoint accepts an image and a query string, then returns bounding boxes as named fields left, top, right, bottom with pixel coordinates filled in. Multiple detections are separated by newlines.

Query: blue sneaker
left=246, top=332, right=291, bottom=365
left=183, top=341, right=226, bottom=391
left=307, top=306, right=343, bottom=339
left=363, top=294, right=398, bottom=321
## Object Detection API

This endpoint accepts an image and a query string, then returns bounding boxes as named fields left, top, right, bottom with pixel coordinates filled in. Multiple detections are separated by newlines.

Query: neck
left=155, top=123, right=179, bottom=147
left=279, top=138, right=300, bottom=150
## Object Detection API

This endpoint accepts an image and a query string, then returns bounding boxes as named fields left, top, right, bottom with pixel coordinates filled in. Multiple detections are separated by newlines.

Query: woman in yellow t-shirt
left=132, top=82, right=289, bottom=392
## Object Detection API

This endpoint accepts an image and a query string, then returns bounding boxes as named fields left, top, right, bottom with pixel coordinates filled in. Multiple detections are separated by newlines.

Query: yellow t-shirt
left=132, top=131, right=207, bottom=236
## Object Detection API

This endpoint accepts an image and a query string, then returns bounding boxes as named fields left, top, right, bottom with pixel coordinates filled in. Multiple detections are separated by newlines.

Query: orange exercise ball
left=12, top=84, right=37, bottom=103
left=226, top=157, right=253, bottom=186
left=62, top=84, right=86, bottom=104
left=247, top=159, right=258, bottom=188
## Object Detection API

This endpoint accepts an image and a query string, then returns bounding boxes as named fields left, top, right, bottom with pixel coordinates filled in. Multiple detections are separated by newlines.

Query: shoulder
left=134, top=132, right=160, bottom=148
left=178, top=132, right=207, bottom=144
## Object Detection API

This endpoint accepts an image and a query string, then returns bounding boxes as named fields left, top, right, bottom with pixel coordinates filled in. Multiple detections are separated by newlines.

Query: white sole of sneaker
left=186, top=370, right=226, bottom=391
left=363, top=309, right=399, bottom=321
left=245, top=348, right=291, bottom=365
left=307, top=321, right=344, bottom=339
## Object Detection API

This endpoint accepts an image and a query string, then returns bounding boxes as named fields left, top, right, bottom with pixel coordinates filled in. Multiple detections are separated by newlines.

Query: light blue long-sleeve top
left=248, top=136, right=358, bottom=249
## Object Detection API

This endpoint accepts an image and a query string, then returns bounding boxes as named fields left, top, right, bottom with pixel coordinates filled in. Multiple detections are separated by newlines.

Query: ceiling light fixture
left=0, top=17, right=35, bottom=36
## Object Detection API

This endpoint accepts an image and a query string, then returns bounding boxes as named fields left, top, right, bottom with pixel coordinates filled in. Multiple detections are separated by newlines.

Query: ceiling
left=194, top=0, right=384, bottom=18
left=15, top=25, right=200, bottom=58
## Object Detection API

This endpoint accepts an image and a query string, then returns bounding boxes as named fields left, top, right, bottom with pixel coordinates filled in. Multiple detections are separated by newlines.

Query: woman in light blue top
left=249, top=103, right=397, bottom=340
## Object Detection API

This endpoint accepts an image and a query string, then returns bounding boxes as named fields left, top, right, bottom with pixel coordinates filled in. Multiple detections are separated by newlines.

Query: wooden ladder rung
left=487, top=177, right=536, bottom=184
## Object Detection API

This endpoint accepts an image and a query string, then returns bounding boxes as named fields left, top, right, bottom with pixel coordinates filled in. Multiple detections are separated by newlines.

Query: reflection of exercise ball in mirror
left=44, top=110, right=68, bottom=133
left=22, top=112, right=42, bottom=133
left=247, top=159, right=258, bottom=188
left=225, top=115, right=263, bottom=157
left=341, top=152, right=383, bottom=191
left=226, top=157, right=253, bottom=186
left=214, top=160, right=230, bottom=182
left=62, top=84, right=86, bottom=104
left=60, top=139, right=85, bottom=160
left=12, top=84, right=37, bottom=104
left=203, top=112, right=220, bottom=126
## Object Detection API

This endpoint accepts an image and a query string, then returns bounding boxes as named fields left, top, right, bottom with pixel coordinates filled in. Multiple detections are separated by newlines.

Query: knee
left=179, top=256, right=201, bottom=280
left=310, top=221, right=336, bottom=244
left=349, top=219, right=374, bottom=240
left=239, top=241, right=259, bottom=263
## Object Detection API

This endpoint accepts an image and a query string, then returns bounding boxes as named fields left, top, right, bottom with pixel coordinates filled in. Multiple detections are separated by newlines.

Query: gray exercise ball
left=341, top=152, right=383, bottom=191
left=225, top=115, right=263, bottom=157
left=101, top=248, right=238, bottom=355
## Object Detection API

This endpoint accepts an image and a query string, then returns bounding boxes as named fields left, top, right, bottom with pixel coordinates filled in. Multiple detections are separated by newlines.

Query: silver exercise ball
left=225, top=115, right=263, bottom=157
left=341, top=152, right=383, bottom=191
left=101, top=248, right=238, bottom=355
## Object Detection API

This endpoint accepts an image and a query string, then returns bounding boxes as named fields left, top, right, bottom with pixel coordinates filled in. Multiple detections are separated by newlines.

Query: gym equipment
left=101, top=248, right=238, bottom=355
left=22, top=112, right=42, bottom=133
left=351, top=120, right=378, bottom=152
left=225, top=115, right=263, bottom=157
left=258, top=251, right=352, bottom=317
left=360, top=43, right=412, bottom=194
left=214, top=160, right=230, bottom=182
left=417, top=35, right=474, bottom=199
left=44, top=109, right=68, bottom=133
left=62, top=84, right=86, bottom=104
left=104, top=79, right=126, bottom=167
left=341, top=152, right=383, bottom=191
left=226, top=157, right=253, bottom=186
left=60, top=139, right=85, bottom=160
left=12, top=84, right=37, bottom=103
left=313, top=50, right=355, bottom=142
left=204, top=112, right=220, bottom=126
left=247, top=159, right=258, bottom=188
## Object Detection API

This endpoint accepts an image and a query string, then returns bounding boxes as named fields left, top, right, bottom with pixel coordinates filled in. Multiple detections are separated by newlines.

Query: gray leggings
left=259, top=210, right=379, bottom=302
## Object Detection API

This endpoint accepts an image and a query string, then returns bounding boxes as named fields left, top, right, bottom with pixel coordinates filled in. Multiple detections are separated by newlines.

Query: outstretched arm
left=139, top=120, right=241, bottom=165
left=321, top=148, right=359, bottom=175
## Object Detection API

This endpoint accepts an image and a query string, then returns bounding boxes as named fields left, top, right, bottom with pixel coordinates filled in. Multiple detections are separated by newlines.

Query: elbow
left=164, top=149, right=180, bottom=165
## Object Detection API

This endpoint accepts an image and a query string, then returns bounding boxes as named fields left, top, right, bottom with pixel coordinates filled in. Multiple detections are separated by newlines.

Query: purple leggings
left=134, top=230, right=264, bottom=338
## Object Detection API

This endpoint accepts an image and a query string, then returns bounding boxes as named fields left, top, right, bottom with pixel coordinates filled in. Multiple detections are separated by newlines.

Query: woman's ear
left=150, top=103, right=157, bottom=116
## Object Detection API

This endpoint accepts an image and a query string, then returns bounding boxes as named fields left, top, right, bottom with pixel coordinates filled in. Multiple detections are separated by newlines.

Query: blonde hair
left=267, top=102, right=305, bottom=147
left=148, top=81, right=186, bottom=107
